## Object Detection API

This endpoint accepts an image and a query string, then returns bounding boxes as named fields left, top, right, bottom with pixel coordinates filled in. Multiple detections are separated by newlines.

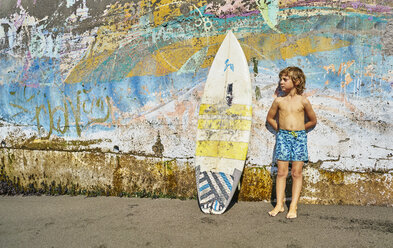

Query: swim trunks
left=275, top=129, right=308, bottom=162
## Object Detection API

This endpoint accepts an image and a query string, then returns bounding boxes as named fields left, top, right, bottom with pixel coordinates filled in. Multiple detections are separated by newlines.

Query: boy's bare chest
left=278, top=99, right=304, bottom=114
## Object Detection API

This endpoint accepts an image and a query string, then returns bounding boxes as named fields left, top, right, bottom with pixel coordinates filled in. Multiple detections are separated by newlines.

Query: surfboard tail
left=197, top=166, right=242, bottom=215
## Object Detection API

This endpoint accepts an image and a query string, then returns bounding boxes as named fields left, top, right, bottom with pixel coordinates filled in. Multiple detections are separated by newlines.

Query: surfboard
left=195, top=31, right=252, bottom=214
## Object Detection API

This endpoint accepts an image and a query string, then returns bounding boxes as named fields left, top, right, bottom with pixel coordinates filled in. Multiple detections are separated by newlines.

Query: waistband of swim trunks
left=278, top=129, right=306, bottom=134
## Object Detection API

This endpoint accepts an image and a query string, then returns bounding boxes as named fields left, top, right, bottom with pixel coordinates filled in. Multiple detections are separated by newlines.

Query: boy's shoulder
left=273, top=96, right=285, bottom=105
left=274, top=95, right=309, bottom=105
left=300, top=94, right=309, bottom=100
left=300, top=95, right=312, bottom=105
left=275, top=95, right=284, bottom=101
left=276, top=94, right=304, bottom=101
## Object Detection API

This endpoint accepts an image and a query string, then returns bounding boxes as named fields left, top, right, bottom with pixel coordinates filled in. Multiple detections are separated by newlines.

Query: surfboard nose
left=225, top=30, right=236, bottom=42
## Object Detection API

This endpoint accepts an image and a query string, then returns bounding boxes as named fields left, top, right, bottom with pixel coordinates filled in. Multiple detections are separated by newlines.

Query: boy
left=266, top=66, right=317, bottom=219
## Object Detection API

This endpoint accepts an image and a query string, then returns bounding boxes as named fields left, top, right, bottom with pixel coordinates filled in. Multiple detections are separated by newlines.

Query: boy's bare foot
left=268, top=206, right=284, bottom=217
left=286, top=209, right=297, bottom=219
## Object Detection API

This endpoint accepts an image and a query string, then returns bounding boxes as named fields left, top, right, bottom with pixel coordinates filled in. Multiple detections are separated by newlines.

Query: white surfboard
left=195, top=31, right=252, bottom=214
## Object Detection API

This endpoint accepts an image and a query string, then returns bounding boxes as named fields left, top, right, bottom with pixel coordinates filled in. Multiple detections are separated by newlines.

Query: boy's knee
left=277, top=169, right=288, bottom=178
left=291, top=170, right=302, bottom=179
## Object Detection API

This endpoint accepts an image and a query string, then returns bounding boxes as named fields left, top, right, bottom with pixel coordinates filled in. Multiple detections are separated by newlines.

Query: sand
left=0, top=196, right=392, bottom=248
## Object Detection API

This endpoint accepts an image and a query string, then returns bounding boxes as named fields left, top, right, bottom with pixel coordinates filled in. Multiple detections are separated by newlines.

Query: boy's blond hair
left=279, top=67, right=306, bottom=95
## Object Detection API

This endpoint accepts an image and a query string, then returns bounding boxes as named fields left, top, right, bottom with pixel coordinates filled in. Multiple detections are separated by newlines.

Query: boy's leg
left=269, top=160, right=288, bottom=216
left=287, top=161, right=303, bottom=219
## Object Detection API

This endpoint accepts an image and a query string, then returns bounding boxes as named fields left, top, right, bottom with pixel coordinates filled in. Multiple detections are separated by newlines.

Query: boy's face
left=279, top=74, right=296, bottom=93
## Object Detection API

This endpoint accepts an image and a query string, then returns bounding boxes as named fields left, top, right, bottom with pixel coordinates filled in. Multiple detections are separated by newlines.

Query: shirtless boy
left=266, top=66, right=317, bottom=219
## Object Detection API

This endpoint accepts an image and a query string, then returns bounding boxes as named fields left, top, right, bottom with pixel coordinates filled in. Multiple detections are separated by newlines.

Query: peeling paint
left=0, top=0, right=392, bottom=205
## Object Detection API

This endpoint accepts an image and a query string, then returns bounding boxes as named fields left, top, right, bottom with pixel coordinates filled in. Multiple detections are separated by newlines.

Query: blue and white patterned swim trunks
left=275, top=129, right=308, bottom=162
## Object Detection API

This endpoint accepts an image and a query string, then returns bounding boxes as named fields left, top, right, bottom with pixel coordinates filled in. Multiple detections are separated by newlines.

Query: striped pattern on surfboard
left=196, top=103, right=252, bottom=162
left=196, top=165, right=242, bottom=214
left=198, top=170, right=234, bottom=212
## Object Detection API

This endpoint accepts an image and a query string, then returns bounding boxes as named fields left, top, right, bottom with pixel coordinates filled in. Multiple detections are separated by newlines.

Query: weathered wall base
left=0, top=147, right=195, bottom=199
left=1, top=148, right=392, bottom=206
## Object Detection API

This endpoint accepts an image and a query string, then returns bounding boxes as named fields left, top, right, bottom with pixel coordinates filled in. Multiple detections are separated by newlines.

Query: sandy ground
left=0, top=196, right=392, bottom=248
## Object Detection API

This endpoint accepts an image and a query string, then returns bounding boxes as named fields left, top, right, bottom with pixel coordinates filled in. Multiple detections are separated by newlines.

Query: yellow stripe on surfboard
left=197, top=119, right=251, bottom=131
left=199, top=104, right=252, bottom=117
left=196, top=140, right=249, bottom=160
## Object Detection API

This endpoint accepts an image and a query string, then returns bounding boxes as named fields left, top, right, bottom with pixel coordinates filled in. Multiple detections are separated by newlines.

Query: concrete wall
left=0, top=0, right=392, bottom=205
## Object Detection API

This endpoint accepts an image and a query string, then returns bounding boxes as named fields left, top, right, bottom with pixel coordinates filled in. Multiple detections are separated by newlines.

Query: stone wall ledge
left=1, top=148, right=392, bottom=206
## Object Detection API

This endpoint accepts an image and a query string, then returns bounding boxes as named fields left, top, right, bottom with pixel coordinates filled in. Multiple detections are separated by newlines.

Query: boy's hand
left=266, top=98, right=279, bottom=131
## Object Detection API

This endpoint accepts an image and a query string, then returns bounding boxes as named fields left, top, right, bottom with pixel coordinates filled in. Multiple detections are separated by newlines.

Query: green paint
left=86, top=96, right=112, bottom=126
left=35, top=89, right=113, bottom=138
left=67, top=91, right=82, bottom=137
left=255, top=86, right=262, bottom=101
left=9, top=103, right=28, bottom=113
left=24, top=86, right=35, bottom=103
left=252, top=57, right=258, bottom=75
left=255, top=0, right=281, bottom=33
left=53, top=98, right=70, bottom=135
left=177, top=46, right=208, bottom=75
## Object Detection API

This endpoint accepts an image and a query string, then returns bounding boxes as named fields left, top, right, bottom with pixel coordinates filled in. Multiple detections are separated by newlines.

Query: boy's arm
left=266, top=98, right=279, bottom=131
left=302, top=97, right=317, bottom=130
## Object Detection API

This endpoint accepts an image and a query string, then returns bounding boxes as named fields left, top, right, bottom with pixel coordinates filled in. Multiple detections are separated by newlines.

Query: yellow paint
left=140, top=0, right=207, bottom=27
left=65, top=2, right=140, bottom=84
left=64, top=0, right=352, bottom=81
left=129, top=33, right=350, bottom=77
left=65, top=50, right=114, bottom=84
left=233, top=34, right=349, bottom=64
left=127, top=34, right=226, bottom=77
left=196, top=141, right=248, bottom=160
left=199, top=104, right=252, bottom=117
left=278, top=35, right=348, bottom=60
left=198, top=119, right=251, bottom=131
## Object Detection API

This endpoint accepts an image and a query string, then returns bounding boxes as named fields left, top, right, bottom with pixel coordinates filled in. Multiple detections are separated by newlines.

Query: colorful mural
left=0, top=0, right=392, bottom=176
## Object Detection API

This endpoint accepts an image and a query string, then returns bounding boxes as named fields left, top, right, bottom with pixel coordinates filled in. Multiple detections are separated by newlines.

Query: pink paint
left=351, top=2, right=362, bottom=9
left=205, top=0, right=259, bottom=18
left=286, top=0, right=391, bottom=14
left=206, top=0, right=391, bottom=19
left=214, top=10, right=260, bottom=19
left=22, top=82, right=40, bottom=88
left=13, top=12, right=27, bottom=29
left=22, top=51, right=32, bottom=83
left=341, top=1, right=392, bottom=13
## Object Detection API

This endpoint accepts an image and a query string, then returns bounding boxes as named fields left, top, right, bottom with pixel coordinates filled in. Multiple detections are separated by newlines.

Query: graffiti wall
left=0, top=0, right=392, bottom=203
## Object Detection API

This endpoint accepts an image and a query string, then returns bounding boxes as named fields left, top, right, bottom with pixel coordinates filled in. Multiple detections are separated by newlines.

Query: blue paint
left=224, top=59, right=234, bottom=72
left=0, top=4, right=391, bottom=138
left=0, top=53, right=208, bottom=137
left=220, top=172, right=232, bottom=191
left=199, top=184, right=210, bottom=192
left=257, top=44, right=392, bottom=98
